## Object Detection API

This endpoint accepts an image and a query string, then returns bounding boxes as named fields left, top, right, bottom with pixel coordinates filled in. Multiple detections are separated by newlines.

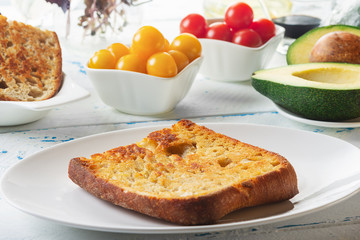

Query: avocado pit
left=287, top=25, right=360, bottom=65
left=309, top=31, right=360, bottom=64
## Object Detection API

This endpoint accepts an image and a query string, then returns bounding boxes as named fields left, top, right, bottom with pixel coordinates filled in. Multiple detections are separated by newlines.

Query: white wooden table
left=1, top=1, right=360, bottom=239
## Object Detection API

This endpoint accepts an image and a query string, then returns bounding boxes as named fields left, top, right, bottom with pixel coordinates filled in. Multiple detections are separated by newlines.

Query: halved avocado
left=252, top=63, right=360, bottom=121
left=287, top=25, right=360, bottom=65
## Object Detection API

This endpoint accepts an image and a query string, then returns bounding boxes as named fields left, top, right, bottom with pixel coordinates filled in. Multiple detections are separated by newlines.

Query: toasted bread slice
left=68, top=120, right=298, bottom=225
left=0, top=15, right=62, bottom=101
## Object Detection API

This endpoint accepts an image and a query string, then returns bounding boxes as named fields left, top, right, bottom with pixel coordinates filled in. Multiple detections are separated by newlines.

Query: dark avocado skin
left=252, top=78, right=360, bottom=121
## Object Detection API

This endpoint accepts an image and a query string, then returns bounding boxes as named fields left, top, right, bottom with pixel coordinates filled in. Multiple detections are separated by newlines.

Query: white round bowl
left=199, top=25, right=285, bottom=82
left=86, top=56, right=203, bottom=115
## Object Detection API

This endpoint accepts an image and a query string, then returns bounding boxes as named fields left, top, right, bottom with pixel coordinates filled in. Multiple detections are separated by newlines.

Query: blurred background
left=1, top=0, right=359, bottom=56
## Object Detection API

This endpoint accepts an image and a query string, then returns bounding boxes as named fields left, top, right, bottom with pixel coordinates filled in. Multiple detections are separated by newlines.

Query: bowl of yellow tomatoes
left=86, top=26, right=203, bottom=115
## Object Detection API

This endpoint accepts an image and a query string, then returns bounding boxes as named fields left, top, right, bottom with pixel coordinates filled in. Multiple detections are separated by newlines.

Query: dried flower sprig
left=46, top=0, right=150, bottom=37
left=45, top=0, right=70, bottom=13
left=79, top=0, right=131, bottom=36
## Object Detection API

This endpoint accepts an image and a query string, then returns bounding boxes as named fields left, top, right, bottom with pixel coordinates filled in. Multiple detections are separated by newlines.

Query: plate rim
left=1, top=122, right=360, bottom=234
left=0, top=74, right=90, bottom=111
left=274, top=104, right=360, bottom=128
left=0, top=75, right=90, bottom=126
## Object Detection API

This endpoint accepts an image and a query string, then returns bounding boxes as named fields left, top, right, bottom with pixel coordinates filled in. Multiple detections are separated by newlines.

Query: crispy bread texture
left=0, top=15, right=62, bottom=101
left=68, top=119, right=298, bottom=225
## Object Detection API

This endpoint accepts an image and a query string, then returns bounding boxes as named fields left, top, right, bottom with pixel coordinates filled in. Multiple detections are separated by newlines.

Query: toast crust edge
left=68, top=146, right=298, bottom=225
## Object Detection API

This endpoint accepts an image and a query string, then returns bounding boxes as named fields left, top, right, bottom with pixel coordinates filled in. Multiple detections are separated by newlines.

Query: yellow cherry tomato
left=88, top=49, right=116, bottom=69
left=107, top=43, right=129, bottom=61
left=163, top=38, right=170, bottom=51
left=129, top=45, right=150, bottom=64
left=167, top=50, right=189, bottom=72
left=131, top=26, right=166, bottom=59
left=116, top=54, right=147, bottom=73
left=169, top=33, right=202, bottom=62
left=147, top=52, right=178, bottom=78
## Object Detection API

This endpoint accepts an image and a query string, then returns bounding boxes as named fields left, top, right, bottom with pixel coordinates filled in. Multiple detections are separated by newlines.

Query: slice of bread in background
left=0, top=15, right=62, bottom=101
left=68, top=119, right=298, bottom=225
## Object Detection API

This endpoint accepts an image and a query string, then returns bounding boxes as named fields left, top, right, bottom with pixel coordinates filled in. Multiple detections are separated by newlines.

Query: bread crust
left=68, top=120, right=298, bottom=225
left=69, top=156, right=297, bottom=225
left=0, top=15, right=62, bottom=101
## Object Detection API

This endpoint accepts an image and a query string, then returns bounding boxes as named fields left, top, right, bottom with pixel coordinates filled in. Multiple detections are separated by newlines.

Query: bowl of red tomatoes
left=86, top=26, right=203, bottom=115
left=180, top=2, right=284, bottom=82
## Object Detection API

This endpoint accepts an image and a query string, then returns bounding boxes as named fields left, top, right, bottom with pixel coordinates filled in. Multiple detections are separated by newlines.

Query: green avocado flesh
left=252, top=63, right=360, bottom=121
left=287, top=25, right=360, bottom=65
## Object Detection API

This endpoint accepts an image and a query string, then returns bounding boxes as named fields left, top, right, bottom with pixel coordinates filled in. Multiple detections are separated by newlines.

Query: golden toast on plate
left=69, top=119, right=298, bottom=225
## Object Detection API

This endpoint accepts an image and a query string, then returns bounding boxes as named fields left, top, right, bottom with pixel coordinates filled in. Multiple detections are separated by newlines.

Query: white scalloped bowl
left=199, top=25, right=284, bottom=82
left=86, top=56, right=203, bottom=115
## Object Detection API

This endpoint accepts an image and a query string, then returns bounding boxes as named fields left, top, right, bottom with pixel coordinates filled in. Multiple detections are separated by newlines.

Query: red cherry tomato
left=232, top=29, right=262, bottom=48
left=206, top=22, right=233, bottom=41
left=225, top=2, right=253, bottom=31
left=180, top=13, right=208, bottom=38
left=250, top=18, right=276, bottom=43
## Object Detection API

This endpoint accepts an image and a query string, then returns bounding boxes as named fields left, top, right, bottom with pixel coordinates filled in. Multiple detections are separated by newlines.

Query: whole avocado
left=286, top=25, right=360, bottom=65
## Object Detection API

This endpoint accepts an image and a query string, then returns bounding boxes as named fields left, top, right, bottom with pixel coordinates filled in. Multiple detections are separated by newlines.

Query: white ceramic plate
left=1, top=123, right=360, bottom=234
left=0, top=75, right=90, bottom=126
left=275, top=104, right=360, bottom=128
